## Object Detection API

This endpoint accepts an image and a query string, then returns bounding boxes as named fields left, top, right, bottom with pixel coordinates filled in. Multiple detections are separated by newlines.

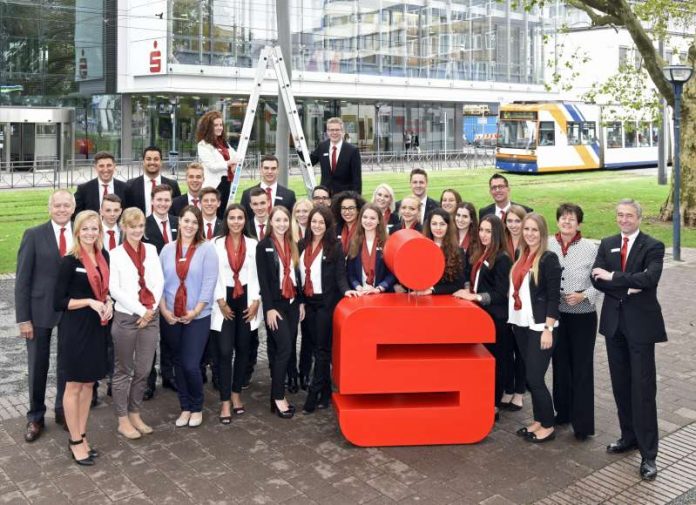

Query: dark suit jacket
left=473, top=251, right=512, bottom=321
left=479, top=201, right=533, bottom=220
left=390, top=222, right=423, bottom=233
left=240, top=184, right=297, bottom=222
left=298, top=239, right=350, bottom=308
left=124, top=175, right=181, bottom=213
left=170, top=193, right=196, bottom=217
left=144, top=215, right=178, bottom=254
left=524, top=251, right=562, bottom=325
left=15, top=221, right=64, bottom=328
left=245, top=218, right=269, bottom=241
left=203, top=218, right=223, bottom=239
left=256, top=237, right=302, bottom=312
left=432, top=249, right=470, bottom=295
left=74, top=178, right=127, bottom=214
left=591, top=232, right=667, bottom=344
left=346, top=243, right=396, bottom=292
left=309, top=140, right=362, bottom=194
left=395, top=197, right=439, bottom=222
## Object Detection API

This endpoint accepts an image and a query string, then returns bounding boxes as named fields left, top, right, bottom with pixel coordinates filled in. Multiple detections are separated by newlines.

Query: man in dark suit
left=478, top=173, right=533, bottom=221
left=591, top=199, right=666, bottom=481
left=170, top=162, right=205, bottom=217
left=240, top=154, right=296, bottom=222
left=395, top=168, right=439, bottom=223
left=73, top=151, right=126, bottom=214
left=16, top=190, right=74, bottom=442
left=307, top=118, right=362, bottom=195
left=125, top=146, right=181, bottom=215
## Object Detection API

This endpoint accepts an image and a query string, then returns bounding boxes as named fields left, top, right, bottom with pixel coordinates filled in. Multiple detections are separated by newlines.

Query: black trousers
left=552, top=311, right=597, bottom=436
left=298, top=318, right=314, bottom=381
left=484, top=318, right=509, bottom=406
left=147, top=314, right=176, bottom=390
left=304, top=296, right=333, bottom=398
left=244, top=329, right=259, bottom=384
left=502, top=323, right=526, bottom=395
left=26, top=326, right=65, bottom=422
left=515, top=326, right=556, bottom=428
left=217, top=287, right=251, bottom=398
left=265, top=299, right=299, bottom=400
left=606, top=315, right=659, bottom=460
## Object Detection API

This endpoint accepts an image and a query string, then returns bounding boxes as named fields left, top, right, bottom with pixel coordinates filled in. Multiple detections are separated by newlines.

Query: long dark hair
left=348, top=204, right=387, bottom=259
left=177, top=205, right=206, bottom=246
left=456, top=201, right=480, bottom=252
left=305, top=206, right=337, bottom=258
left=196, top=110, right=226, bottom=145
left=471, top=214, right=507, bottom=268
left=423, top=208, right=463, bottom=282
left=332, top=190, right=366, bottom=230
left=217, top=203, right=248, bottom=239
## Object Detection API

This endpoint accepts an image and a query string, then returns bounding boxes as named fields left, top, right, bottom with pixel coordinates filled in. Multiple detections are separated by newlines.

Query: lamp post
left=662, top=62, right=693, bottom=262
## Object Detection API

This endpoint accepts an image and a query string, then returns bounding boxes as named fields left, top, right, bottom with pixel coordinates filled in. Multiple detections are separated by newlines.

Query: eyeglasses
left=327, top=128, right=343, bottom=133
left=490, top=184, right=508, bottom=191
left=313, top=196, right=330, bottom=201
left=341, top=206, right=357, bottom=211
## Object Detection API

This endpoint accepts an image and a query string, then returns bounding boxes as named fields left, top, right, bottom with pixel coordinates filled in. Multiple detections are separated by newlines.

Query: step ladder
left=227, top=45, right=317, bottom=207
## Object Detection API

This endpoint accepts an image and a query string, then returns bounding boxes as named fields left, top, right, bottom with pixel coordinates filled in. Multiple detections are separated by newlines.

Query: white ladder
left=227, top=45, right=317, bottom=207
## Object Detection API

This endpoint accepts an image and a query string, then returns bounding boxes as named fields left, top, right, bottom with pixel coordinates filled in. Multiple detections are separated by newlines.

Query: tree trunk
left=660, top=81, right=696, bottom=227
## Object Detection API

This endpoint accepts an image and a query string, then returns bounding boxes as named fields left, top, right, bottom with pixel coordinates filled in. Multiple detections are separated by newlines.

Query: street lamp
left=662, top=62, right=693, bottom=262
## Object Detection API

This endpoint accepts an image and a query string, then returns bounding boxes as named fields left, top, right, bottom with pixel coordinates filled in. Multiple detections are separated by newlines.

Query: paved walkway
left=0, top=249, right=694, bottom=504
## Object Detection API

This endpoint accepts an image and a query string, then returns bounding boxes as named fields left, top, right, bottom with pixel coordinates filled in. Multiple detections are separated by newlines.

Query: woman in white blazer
left=210, top=204, right=261, bottom=424
left=196, top=111, right=237, bottom=215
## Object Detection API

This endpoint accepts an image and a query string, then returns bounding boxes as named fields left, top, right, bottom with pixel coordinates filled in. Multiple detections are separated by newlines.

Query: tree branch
left=567, top=0, right=621, bottom=26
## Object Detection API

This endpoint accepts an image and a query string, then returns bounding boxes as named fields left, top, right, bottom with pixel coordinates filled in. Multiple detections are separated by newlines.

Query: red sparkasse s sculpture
left=332, top=229, right=496, bottom=446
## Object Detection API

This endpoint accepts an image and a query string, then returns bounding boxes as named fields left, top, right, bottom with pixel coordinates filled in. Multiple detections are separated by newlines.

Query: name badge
left=610, top=248, right=620, bottom=253
left=276, top=196, right=283, bottom=200
left=483, top=260, right=490, bottom=268
left=75, top=267, right=87, bottom=273
left=171, top=228, right=177, bottom=233
left=323, top=152, right=329, bottom=157
left=265, top=248, right=274, bottom=252
left=178, top=258, right=187, bottom=262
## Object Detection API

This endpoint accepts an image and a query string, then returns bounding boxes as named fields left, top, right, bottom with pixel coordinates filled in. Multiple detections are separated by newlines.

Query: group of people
left=15, top=114, right=666, bottom=481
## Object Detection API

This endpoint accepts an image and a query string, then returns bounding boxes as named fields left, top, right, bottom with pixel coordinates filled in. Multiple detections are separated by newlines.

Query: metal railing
left=0, top=148, right=495, bottom=189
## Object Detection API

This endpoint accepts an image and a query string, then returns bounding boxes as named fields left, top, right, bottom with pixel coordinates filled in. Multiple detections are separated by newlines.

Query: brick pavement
left=0, top=248, right=694, bottom=504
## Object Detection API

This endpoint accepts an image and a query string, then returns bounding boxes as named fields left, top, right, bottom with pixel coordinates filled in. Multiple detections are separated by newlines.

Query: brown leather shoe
left=24, top=421, right=43, bottom=443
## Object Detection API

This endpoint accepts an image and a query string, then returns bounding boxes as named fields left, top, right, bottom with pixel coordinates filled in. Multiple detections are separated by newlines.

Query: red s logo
left=150, top=40, right=161, bottom=73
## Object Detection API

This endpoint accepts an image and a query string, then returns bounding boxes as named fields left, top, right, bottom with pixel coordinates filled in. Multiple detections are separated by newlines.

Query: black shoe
left=81, top=433, right=98, bottom=458
left=516, top=427, right=533, bottom=438
left=143, top=388, right=155, bottom=401
left=106, top=383, right=112, bottom=397
left=607, top=438, right=638, bottom=454
left=68, top=438, right=94, bottom=466
left=527, top=431, right=556, bottom=444
left=554, top=415, right=569, bottom=426
left=287, top=377, right=299, bottom=394
left=162, top=379, right=178, bottom=392
left=90, top=395, right=100, bottom=408
left=300, top=375, right=310, bottom=391
left=270, top=399, right=295, bottom=419
left=574, top=432, right=591, bottom=441
left=55, top=412, right=66, bottom=427
left=24, top=421, right=44, bottom=443
left=303, top=391, right=319, bottom=415
left=640, top=458, right=657, bottom=480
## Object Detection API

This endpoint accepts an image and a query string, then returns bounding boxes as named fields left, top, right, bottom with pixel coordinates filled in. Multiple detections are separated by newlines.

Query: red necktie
left=258, top=223, right=265, bottom=239
left=192, top=198, right=199, bottom=208
left=207, top=223, right=213, bottom=240
left=265, top=187, right=273, bottom=214
left=102, top=184, right=109, bottom=198
left=161, top=221, right=169, bottom=244
left=331, top=146, right=337, bottom=173
left=107, top=230, right=116, bottom=250
left=620, top=236, right=629, bottom=271
left=500, top=210, right=507, bottom=225
left=58, top=227, right=67, bottom=257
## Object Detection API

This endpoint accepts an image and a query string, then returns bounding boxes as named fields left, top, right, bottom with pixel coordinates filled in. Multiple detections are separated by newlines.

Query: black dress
left=54, top=253, right=110, bottom=382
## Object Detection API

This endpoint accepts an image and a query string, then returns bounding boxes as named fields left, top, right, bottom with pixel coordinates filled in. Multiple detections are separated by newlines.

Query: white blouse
left=109, top=243, right=165, bottom=316
left=299, top=249, right=323, bottom=295
left=197, top=140, right=235, bottom=188
left=508, top=273, right=558, bottom=332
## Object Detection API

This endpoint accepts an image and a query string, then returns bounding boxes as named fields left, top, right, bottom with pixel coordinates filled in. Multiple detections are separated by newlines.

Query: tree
left=532, top=0, right=696, bottom=226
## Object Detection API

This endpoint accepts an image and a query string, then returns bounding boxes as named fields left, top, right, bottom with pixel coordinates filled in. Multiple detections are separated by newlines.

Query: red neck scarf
left=174, top=241, right=197, bottom=317
left=511, top=250, right=537, bottom=311
left=469, top=247, right=490, bottom=292
left=214, top=138, right=233, bottom=181
left=341, top=222, right=356, bottom=254
left=272, top=235, right=296, bottom=299
left=555, top=231, right=582, bottom=257
left=403, top=219, right=418, bottom=230
left=460, top=231, right=471, bottom=251
left=81, top=246, right=110, bottom=325
left=383, top=209, right=392, bottom=226
left=303, top=241, right=323, bottom=296
left=360, top=238, right=378, bottom=286
left=225, top=235, right=246, bottom=299
left=123, top=240, right=155, bottom=309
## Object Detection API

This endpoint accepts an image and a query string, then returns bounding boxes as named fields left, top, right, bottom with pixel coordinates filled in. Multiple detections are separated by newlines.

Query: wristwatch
left=544, top=324, right=554, bottom=332
left=476, top=294, right=483, bottom=303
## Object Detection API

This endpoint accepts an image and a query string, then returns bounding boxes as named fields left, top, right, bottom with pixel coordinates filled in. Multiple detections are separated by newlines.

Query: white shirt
left=495, top=203, right=511, bottom=221
left=102, top=223, right=121, bottom=250
left=51, top=221, right=73, bottom=252
left=260, top=182, right=278, bottom=207
left=143, top=175, right=162, bottom=217
left=97, top=178, right=114, bottom=207
left=330, top=140, right=343, bottom=166
left=197, top=140, right=236, bottom=187
left=621, top=229, right=640, bottom=261
left=203, top=218, right=217, bottom=240
left=109, top=243, right=164, bottom=316
left=188, top=193, right=201, bottom=208
left=254, top=217, right=268, bottom=240
left=299, top=248, right=323, bottom=295
left=153, top=213, right=175, bottom=241
left=508, top=273, right=559, bottom=332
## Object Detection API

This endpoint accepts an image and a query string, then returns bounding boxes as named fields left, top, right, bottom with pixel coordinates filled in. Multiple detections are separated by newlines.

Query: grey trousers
left=111, top=311, right=159, bottom=417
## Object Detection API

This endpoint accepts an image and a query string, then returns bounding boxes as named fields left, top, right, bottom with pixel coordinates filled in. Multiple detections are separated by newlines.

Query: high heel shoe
left=68, top=438, right=94, bottom=466
left=81, top=433, right=99, bottom=458
left=270, top=399, right=295, bottom=419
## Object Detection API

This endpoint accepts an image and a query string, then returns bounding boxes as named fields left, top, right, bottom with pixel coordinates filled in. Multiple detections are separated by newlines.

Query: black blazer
left=390, top=222, right=423, bottom=233
left=345, top=242, right=396, bottom=292
left=256, top=236, right=302, bottom=312
left=522, top=250, right=562, bottom=324
left=308, top=140, right=362, bottom=195
left=245, top=218, right=268, bottom=241
left=143, top=215, right=178, bottom=254
left=432, top=249, right=470, bottom=295
left=170, top=193, right=197, bottom=217
left=15, top=221, right=64, bottom=328
left=124, top=175, right=181, bottom=213
left=472, top=251, right=512, bottom=321
left=395, top=197, right=439, bottom=222
left=203, top=218, right=222, bottom=239
left=385, top=212, right=400, bottom=234
left=74, top=178, right=127, bottom=214
left=240, top=184, right=297, bottom=222
left=478, top=201, right=533, bottom=220
left=591, top=232, right=666, bottom=344
left=298, top=239, right=350, bottom=308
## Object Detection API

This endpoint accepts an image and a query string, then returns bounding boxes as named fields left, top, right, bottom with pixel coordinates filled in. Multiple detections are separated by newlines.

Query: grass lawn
left=1, top=167, right=692, bottom=274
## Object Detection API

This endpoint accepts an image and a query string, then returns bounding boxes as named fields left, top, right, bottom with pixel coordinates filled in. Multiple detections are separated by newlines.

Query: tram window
left=606, top=123, right=622, bottom=148
left=539, top=121, right=555, bottom=146
left=581, top=122, right=596, bottom=144
left=624, top=123, right=638, bottom=148
left=567, top=122, right=581, bottom=145
left=638, top=122, right=651, bottom=146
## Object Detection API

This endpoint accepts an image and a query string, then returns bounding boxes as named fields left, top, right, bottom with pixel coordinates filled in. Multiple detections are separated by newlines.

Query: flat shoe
left=516, top=427, right=533, bottom=437
left=188, top=412, right=203, bottom=428
left=527, top=431, right=556, bottom=444
left=175, top=412, right=191, bottom=427
left=117, top=427, right=142, bottom=440
left=129, top=419, right=153, bottom=435
left=506, top=403, right=523, bottom=412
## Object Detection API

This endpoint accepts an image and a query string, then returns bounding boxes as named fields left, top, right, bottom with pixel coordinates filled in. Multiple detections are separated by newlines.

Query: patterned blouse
left=547, top=236, right=599, bottom=314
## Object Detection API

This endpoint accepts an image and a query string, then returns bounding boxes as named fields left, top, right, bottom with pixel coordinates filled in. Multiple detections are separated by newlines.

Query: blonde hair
left=513, top=212, right=549, bottom=281
left=120, top=207, right=146, bottom=229
left=291, top=198, right=313, bottom=243
left=70, top=210, right=104, bottom=258
left=372, top=183, right=396, bottom=213
left=269, top=206, right=300, bottom=267
left=399, top=194, right=422, bottom=224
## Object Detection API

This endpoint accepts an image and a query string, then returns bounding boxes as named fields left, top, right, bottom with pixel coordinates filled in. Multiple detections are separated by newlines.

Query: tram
left=495, top=101, right=661, bottom=173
